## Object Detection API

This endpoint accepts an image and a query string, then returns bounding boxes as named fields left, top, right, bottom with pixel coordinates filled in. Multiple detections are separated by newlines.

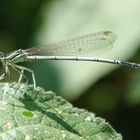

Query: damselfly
left=0, top=31, right=139, bottom=88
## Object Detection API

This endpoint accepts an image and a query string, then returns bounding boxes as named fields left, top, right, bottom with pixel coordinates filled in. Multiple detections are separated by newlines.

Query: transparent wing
left=24, top=31, right=117, bottom=56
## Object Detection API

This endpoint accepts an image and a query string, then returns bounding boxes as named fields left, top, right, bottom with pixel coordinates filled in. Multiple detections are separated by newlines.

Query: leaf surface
left=0, top=83, right=122, bottom=140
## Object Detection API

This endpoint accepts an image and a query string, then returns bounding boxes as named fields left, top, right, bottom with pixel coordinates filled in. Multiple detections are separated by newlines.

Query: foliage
left=0, top=83, right=122, bottom=140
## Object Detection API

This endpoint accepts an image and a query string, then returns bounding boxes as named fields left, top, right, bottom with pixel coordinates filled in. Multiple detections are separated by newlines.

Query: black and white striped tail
left=26, top=55, right=140, bottom=69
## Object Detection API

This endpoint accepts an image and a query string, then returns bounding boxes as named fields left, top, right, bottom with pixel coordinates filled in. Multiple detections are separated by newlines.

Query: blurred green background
left=1, top=0, right=140, bottom=139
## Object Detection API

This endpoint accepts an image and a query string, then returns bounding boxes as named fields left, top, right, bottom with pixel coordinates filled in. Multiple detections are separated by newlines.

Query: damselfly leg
left=11, top=64, right=36, bottom=88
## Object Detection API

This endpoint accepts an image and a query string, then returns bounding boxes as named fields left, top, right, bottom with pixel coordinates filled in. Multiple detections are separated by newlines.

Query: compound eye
left=0, top=52, right=4, bottom=58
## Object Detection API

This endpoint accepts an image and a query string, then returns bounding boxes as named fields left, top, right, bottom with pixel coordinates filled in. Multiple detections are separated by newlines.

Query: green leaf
left=0, top=83, right=122, bottom=140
